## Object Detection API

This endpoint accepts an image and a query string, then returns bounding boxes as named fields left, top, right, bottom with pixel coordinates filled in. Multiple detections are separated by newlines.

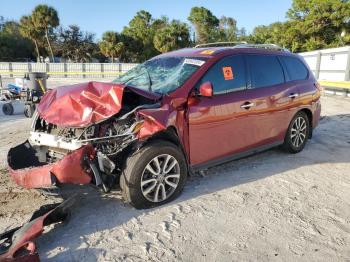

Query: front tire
left=120, top=141, right=187, bottom=209
left=283, top=111, right=310, bottom=153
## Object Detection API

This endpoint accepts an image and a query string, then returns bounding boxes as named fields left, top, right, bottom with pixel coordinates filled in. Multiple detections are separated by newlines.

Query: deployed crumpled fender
left=137, top=111, right=167, bottom=140
left=0, top=197, right=75, bottom=262
left=135, top=99, right=186, bottom=141
left=7, top=141, right=94, bottom=189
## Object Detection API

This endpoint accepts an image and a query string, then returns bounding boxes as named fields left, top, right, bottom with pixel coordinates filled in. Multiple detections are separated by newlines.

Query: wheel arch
left=298, top=108, right=313, bottom=138
left=144, top=126, right=189, bottom=164
left=120, top=131, right=189, bottom=208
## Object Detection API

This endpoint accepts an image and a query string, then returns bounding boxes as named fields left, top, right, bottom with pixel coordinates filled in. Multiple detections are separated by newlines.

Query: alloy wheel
left=291, top=116, right=307, bottom=148
left=140, top=154, right=180, bottom=202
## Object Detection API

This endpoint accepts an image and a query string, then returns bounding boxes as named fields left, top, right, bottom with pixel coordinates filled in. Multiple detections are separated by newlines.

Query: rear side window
left=200, top=55, right=246, bottom=94
left=246, top=55, right=285, bottom=88
left=280, top=56, right=308, bottom=81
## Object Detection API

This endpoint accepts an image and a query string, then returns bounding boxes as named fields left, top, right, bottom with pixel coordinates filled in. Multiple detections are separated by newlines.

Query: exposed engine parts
left=7, top=81, right=167, bottom=198
left=24, top=102, right=161, bottom=191
left=30, top=104, right=158, bottom=157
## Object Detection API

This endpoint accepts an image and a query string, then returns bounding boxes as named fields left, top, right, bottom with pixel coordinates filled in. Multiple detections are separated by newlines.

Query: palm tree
left=31, top=5, right=59, bottom=62
left=19, top=15, right=41, bottom=61
left=99, top=31, right=124, bottom=62
left=154, top=20, right=190, bottom=53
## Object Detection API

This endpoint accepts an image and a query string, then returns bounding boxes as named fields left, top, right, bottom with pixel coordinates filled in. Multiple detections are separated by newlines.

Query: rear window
left=280, top=56, right=308, bottom=81
left=246, top=55, right=285, bottom=88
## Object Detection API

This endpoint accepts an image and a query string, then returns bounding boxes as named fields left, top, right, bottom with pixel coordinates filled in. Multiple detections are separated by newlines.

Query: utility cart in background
left=0, top=72, right=47, bottom=118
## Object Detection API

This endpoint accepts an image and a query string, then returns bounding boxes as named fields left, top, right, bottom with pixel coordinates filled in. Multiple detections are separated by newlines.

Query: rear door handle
left=288, top=93, right=299, bottom=99
left=240, top=102, right=255, bottom=109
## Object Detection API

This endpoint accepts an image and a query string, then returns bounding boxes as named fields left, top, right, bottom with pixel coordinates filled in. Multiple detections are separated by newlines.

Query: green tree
left=287, top=0, right=350, bottom=50
left=153, top=20, right=190, bottom=53
left=56, top=25, right=97, bottom=62
left=99, top=31, right=125, bottom=62
left=152, top=16, right=169, bottom=31
left=118, top=33, right=143, bottom=62
left=251, top=21, right=309, bottom=52
left=219, top=16, right=238, bottom=41
left=122, top=10, right=160, bottom=61
left=249, top=0, right=350, bottom=52
left=0, top=19, right=34, bottom=61
left=31, top=5, right=59, bottom=61
left=19, top=15, right=42, bottom=60
left=188, top=7, right=219, bottom=44
left=250, top=25, right=273, bottom=44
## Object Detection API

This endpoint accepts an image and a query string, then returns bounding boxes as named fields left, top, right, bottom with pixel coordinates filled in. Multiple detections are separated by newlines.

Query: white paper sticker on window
left=183, top=58, right=205, bottom=67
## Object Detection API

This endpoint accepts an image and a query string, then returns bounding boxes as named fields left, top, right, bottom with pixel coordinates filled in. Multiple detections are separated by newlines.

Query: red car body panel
left=8, top=143, right=94, bottom=189
left=0, top=198, right=75, bottom=262
left=37, top=81, right=160, bottom=128
left=137, top=111, right=167, bottom=140
left=37, top=82, right=125, bottom=127
left=168, top=49, right=320, bottom=165
left=6, top=47, right=321, bottom=189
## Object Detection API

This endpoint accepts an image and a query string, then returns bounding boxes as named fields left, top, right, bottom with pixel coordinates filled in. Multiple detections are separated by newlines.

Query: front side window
left=246, top=55, right=285, bottom=88
left=113, top=57, right=207, bottom=95
left=199, top=55, right=247, bottom=95
left=280, top=56, right=308, bottom=81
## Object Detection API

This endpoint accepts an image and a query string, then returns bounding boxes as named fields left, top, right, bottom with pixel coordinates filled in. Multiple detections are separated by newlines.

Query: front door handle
left=240, top=102, right=255, bottom=109
left=288, top=93, right=299, bottom=99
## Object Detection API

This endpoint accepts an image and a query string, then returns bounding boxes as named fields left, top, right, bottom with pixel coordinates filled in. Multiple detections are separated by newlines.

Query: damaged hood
left=37, top=81, right=160, bottom=128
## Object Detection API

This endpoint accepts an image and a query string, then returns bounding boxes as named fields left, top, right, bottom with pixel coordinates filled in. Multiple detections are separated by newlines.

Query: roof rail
left=234, top=44, right=290, bottom=52
left=194, top=41, right=248, bottom=48
left=194, top=42, right=290, bottom=52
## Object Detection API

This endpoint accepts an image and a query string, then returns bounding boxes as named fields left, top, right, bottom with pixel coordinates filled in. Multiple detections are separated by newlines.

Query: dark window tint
left=280, top=56, right=308, bottom=81
left=246, top=55, right=284, bottom=88
left=200, top=55, right=246, bottom=94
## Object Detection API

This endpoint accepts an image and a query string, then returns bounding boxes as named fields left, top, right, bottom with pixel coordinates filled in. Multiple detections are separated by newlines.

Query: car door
left=188, top=55, right=262, bottom=166
left=243, top=54, right=301, bottom=146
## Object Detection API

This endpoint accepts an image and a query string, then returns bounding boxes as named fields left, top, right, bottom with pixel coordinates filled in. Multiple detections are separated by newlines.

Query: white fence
left=299, top=46, right=350, bottom=81
left=0, top=62, right=138, bottom=78
left=1, top=46, right=350, bottom=82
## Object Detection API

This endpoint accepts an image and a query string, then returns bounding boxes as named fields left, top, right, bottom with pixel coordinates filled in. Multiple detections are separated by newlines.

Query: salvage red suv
left=7, top=44, right=321, bottom=209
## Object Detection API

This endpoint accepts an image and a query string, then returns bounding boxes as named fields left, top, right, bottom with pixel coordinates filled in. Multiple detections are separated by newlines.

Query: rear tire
left=283, top=111, right=310, bottom=153
left=120, top=141, right=187, bottom=209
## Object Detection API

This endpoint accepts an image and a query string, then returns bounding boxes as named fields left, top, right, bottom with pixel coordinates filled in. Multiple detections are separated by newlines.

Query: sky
left=0, top=0, right=292, bottom=40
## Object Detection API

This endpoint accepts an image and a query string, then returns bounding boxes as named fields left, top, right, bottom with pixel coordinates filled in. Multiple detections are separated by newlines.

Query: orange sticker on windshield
left=222, top=67, right=234, bottom=80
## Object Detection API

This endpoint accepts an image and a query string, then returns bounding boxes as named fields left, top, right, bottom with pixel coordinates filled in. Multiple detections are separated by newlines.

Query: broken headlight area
left=7, top=103, right=159, bottom=191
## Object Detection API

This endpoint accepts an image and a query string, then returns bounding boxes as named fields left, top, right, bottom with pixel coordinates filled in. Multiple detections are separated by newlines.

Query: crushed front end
left=8, top=142, right=94, bottom=189
left=7, top=81, right=163, bottom=191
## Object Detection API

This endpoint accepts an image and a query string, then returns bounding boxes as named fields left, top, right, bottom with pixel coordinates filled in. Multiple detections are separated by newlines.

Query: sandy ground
left=0, top=95, right=349, bottom=262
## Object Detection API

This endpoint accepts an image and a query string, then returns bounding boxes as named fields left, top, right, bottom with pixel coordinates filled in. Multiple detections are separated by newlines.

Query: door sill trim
left=191, top=141, right=283, bottom=171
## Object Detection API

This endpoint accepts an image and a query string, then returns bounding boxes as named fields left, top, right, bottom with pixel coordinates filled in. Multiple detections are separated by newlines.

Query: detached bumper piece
left=0, top=197, right=76, bottom=262
left=7, top=141, right=94, bottom=189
